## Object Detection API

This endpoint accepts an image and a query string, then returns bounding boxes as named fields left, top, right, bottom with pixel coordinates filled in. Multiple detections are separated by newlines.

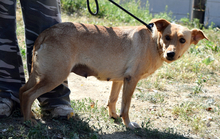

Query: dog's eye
left=179, top=38, right=186, bottom=44
left=165, top=35, right=171, bottom=41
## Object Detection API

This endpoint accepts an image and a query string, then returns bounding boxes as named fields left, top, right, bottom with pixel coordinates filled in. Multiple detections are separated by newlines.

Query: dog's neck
left=151, top=27, right=164, bottom=58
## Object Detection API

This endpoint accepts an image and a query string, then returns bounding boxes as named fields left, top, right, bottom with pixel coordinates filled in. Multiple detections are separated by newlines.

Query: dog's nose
left=167, top=51, right=175, bottom=58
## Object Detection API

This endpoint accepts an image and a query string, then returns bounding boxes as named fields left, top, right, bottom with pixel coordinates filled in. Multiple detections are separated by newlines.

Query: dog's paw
left=111, top=116, right=122, bottom=124
left=128, top=122, right=141, bottom=130
left=109, top=112, right=119, bottom=119
left=31, top=119, right=38, bottom=126
left=23, top=118, right=38, bottom=127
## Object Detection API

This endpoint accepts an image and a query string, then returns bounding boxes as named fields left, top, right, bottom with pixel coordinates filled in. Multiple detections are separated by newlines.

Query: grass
left=1, top=0, right=220, bottom=138
left=0, top=98, right=189, bottom=139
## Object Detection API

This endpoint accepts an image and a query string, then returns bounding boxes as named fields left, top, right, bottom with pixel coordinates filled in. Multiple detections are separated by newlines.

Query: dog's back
left=33, top=22, right=156, bottom=81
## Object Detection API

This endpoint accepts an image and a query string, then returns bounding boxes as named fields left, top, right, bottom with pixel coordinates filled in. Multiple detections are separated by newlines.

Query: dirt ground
left=68, top=73, right=112, bottom=105
left=68, top=73, right=150, bottom=123
left=0, top=73, right=219, bottom=138
left=68, top=73, right=220, bottom=139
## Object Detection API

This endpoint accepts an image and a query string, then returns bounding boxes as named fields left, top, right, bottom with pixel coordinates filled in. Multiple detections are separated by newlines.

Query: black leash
left=87, top=0, right=99, bottom=15
left=87, top=0, right=153, bottom=32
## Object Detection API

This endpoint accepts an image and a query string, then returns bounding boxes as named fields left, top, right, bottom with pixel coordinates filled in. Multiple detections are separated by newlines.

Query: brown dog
left=19, top=19, right=208, bottom=129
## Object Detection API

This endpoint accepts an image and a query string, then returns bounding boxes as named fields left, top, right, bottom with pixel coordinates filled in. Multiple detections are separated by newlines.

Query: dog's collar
left=147, top=23, right=154, bottom=32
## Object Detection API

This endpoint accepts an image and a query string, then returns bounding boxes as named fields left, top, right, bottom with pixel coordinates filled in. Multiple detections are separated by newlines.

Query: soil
left=0, top=73, right=219, bottom=139
left=68, top=73, right=220, bottom=139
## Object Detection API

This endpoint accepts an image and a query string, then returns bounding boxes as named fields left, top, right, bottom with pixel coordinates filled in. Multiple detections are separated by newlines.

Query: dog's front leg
left=120, top=76, right=140, bottom=129
left=108, top=81, right=123, bottom=119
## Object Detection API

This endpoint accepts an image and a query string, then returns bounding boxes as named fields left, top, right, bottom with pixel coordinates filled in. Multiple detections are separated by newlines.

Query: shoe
left=0, top=97, right=14, bottom=117
left=51, top=105, right=75, bottom=119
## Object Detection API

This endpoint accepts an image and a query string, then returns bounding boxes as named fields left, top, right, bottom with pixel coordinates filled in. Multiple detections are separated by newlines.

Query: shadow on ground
left=100, top=125, right=189, bottom=139
left=0, top=108, right=189, bottom=139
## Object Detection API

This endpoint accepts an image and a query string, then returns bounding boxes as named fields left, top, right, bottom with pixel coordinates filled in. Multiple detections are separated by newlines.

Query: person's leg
left=0, top=0, right=24, bottom=117
left=20, top=0, right=73, bottom=117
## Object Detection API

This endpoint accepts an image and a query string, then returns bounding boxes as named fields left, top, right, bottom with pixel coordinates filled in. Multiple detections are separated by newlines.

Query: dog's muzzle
left=166, top=51, right=175, bottom=60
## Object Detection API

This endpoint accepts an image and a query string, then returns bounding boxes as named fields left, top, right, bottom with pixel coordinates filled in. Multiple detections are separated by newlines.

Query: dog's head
left=150, top=19, right=208, bottom=63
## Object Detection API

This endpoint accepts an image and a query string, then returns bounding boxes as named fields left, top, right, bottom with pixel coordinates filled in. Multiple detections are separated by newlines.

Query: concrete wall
left=140, top=0, right=220, bottom=27
left=145, top=0, right=193, bottom=20
left=204, top=0, right=220, bottom=26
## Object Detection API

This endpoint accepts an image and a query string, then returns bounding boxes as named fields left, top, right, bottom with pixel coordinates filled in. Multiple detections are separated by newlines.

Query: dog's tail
left=34, top=31, right=48, bottom=52
left=21, top=69, right=39, bottom=91
left=19, top=70, right=38, bottom=102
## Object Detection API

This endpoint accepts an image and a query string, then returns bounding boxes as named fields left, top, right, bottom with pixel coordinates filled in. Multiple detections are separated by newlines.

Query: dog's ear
left=150, top=19, right=170, bottom=32
left=191, top=29, right=209, bottom=45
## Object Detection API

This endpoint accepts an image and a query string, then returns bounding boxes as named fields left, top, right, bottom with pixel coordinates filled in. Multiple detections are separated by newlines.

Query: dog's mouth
left=165, top=57, right=175, bottom=63
left=166, top=57, right=175, bottom=61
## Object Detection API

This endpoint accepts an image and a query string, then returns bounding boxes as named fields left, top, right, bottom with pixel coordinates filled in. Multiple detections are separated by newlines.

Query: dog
left=19, top=19, right=208, bottom=129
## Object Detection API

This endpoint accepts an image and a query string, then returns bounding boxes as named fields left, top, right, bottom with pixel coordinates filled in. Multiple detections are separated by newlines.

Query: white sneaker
left=0, top=97, right=14, bottom=117
left=51, top=105, right=75, bottom=119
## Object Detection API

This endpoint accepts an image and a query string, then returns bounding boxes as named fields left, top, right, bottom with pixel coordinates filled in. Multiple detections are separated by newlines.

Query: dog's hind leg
left=20, top=68, right=70, bottom=123
left=107, top=81, right=123, bottom=119
left=21, top=77, right=61, bottom=123
left=19, top=72, right=37, bottom=118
